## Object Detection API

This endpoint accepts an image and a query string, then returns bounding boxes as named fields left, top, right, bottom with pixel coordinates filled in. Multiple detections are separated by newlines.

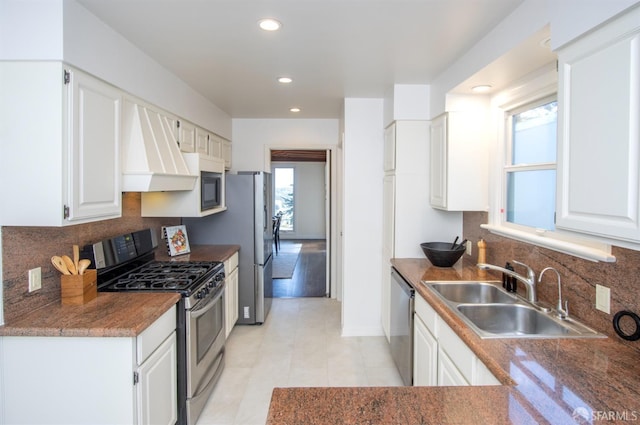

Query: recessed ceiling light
left=278, top=77, right=293, bottom=84
left=290, top=107, right=301, bottom=113
left=258, top=18, right=282, bottom=31
left=471, top=85, right=492, bottom=93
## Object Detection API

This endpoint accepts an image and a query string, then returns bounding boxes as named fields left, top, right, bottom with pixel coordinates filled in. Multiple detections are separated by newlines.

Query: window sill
left=480, top=224, right=616, bottom=263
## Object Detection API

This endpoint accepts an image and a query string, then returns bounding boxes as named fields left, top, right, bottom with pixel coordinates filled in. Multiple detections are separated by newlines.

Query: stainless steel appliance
left=84, top=229, right=226, bottom=425
left=184, top=171, right=273, bottom=324
left=201, top=170, right=223, bottom=211
left=390, top=267, right=415, bottom=386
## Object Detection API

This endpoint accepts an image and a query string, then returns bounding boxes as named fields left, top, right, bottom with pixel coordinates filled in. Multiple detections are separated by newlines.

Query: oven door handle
left=191, top=286, right=225, bottom=319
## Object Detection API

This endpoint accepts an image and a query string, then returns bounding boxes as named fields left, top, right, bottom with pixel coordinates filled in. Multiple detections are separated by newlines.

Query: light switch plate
left=465, top=240, right=472, bottom=256
left=28, top=267, right=42, bottom=292
left=595, top=284, right=610, bottom=314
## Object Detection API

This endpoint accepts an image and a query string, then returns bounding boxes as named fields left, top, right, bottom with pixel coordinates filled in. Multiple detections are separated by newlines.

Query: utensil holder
left=61, top=269, right=97, bottom=305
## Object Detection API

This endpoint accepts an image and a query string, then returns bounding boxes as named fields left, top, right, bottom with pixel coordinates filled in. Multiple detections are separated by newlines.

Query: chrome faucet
left=477, top=261, right=537, bottom=303
left=539, top=267, right=569, bottom=319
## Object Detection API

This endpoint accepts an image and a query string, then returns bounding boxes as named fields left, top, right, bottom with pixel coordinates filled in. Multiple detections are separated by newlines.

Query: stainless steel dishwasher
left=390, top=267, right=415, bottom=386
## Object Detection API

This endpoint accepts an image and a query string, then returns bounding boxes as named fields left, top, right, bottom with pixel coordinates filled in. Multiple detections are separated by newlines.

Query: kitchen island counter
left=267, top=258, right=640, bottom=424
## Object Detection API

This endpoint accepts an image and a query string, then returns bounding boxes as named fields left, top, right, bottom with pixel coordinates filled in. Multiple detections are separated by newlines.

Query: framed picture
left=164, top=225, right=191, bottom=256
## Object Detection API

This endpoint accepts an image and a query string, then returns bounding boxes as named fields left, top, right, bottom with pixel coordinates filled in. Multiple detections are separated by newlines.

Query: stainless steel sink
left=429, top=282, right=518, bottom=304
left=422, top=281, right=604, bottom=339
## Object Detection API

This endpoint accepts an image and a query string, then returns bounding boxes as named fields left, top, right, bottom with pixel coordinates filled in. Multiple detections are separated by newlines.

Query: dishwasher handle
left=391, top=268, right=415, bottom=298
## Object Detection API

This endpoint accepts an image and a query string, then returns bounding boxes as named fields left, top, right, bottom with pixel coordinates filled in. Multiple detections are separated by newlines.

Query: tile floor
left=196, top=297, right=403, bottom=425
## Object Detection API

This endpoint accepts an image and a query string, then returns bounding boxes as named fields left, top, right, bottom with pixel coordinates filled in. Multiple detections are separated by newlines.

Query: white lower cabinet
left=413, top=294, right=500, bottom=387
left=413, top=315, right=438, bottom=386
left=0, top=306, right=177, bottom=425
left=224, top=252, right=240, bottom=338
left=438, top=347, right=470, bottom=386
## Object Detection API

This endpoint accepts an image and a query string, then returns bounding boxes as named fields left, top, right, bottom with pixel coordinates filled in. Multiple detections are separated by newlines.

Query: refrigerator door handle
left=264, top=205, right=268, bottom=231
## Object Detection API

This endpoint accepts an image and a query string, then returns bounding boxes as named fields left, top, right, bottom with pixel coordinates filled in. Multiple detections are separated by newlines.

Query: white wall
left=383, top=84, right=431, bottom=127
left=0, top=0, right=231, bottom=139
left=430, top=0, right=550, bottom=117
left=272, top=162, right=326, bottom=239
left=550, top=0, right=640, bottom=49
left=430, top=0, right=640, bottom=118
left=342, top=98, right=385, bottom=336
left=231, top=119, right=340, bottom=172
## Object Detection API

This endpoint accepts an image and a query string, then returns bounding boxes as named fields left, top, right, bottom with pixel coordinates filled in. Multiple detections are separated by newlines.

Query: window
left=274, top=167, right=294, bottom=231
left=482, top=68, right=613, bottom=262
left=504, top=97, right=557, bottom=231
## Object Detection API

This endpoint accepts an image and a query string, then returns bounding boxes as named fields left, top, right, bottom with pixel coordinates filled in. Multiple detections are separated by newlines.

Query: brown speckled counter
left=0, top=245, right=238, bottom=338
left=267, top=258, right=640, bottom=424
left=154, top=244, right=240, bottom=263
left=0, top=292, right=180, bottom=337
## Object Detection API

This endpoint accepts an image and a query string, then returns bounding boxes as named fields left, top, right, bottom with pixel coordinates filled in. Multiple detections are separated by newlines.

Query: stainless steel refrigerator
left=184, top=171, right=273, bottom=324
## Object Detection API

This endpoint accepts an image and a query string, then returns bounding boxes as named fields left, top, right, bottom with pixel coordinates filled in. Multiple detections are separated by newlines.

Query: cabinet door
left=438, top=346, right=469, bottom=386
left=195, top=128, right=209, bottom=155
left=68, top=69, right=122, bottom=222
left=429, top=114, right=447, bottom=209
left=556, top=9, right=640, bottom=242
left=209, top=134, right=223, bottom=159
left=413, top=315, right=438, bottom=386
left=136, top=332, right=177, bottom=425
left=223, top=139, right=232, bottom=169
left=179, top=120, right=196, bottom=153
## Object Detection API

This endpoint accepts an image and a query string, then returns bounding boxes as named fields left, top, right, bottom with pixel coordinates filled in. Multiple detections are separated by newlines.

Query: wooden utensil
left=73, top=244, right=80, bottom=272
left=61, top=255, right=77, bottom=275
left=51, top=256, right=71, bottom=275
left=77, top=259, right=91, bottom=275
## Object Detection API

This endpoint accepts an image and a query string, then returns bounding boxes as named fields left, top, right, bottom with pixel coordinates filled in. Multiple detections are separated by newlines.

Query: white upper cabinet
left=430, top=111, right=489, bottom=211
left=195, top=127, right=209, bottom=155
left=178, top=120, right=196, bottom=153
left=223, top=139, right=232, bottom=170
left=0, top=62, right=122, bottom=226
left=556, top=6, right=640, bottom=243
left=208, top=133, right=223, bottom=159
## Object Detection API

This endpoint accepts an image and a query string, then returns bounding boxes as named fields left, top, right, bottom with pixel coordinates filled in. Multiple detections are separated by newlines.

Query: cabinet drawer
left=415, top=294, right=438, bottom=336
left=137, top=305, right=176, bottom=365
left=224, top=252, right=239, bottom=274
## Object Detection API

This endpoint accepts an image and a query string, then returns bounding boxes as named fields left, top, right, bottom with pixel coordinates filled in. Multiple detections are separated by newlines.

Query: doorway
left=270, top=149, right=331, bottom=298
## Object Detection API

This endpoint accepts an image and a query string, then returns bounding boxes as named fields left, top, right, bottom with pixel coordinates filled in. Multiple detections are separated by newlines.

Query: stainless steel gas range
left=82, top=229, right=225, bottom=425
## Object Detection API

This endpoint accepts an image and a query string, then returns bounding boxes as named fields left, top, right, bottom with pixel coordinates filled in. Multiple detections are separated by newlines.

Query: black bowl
left=420, top=242, right=465, bottom=267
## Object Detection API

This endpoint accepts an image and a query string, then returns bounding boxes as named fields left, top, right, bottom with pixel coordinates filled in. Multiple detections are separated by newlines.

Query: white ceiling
left=77, top=0, right=554, bottom=119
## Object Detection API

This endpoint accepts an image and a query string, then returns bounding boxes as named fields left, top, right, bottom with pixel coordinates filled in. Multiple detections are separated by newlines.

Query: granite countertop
left=0, top=292, right=180, bottom=337
left=154, top=244, right=240, bottom=263
left=0, top=245, right=240, bottom=338
left=267, top=258, right=640, bottom=424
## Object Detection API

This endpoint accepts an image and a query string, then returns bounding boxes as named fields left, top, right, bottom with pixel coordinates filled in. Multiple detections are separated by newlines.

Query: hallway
left=273, top=239, right=327, bottom=298
left=196, top=298, right=402, bottom=425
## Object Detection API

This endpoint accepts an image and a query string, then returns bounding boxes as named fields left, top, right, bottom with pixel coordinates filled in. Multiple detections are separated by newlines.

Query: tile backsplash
left=1, top=193, right=179, bottom=323
left=464, top=212, right=640, bottom=352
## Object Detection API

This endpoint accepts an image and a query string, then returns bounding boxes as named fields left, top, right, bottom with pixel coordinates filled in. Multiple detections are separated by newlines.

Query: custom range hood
left=121, top=99, right=197, bottom=192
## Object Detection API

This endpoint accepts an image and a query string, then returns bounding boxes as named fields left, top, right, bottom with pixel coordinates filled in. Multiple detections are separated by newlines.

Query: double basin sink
left=424, top=281, right=604, bottom=339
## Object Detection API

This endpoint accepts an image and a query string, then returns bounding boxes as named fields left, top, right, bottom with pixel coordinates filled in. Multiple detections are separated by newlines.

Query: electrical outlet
left=465, top=240, right=472, bottom=256
left=243, top=306, right=250, bottom=319
left=595, top=284, right=610, bottom=314
left=161, top=226, right=167, bottom=239
left=28, top=267, right=42, bottom=292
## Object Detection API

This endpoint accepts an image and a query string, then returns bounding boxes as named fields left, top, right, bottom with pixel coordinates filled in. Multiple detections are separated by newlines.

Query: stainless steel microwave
left=201, top=171, right=222, bottom=211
